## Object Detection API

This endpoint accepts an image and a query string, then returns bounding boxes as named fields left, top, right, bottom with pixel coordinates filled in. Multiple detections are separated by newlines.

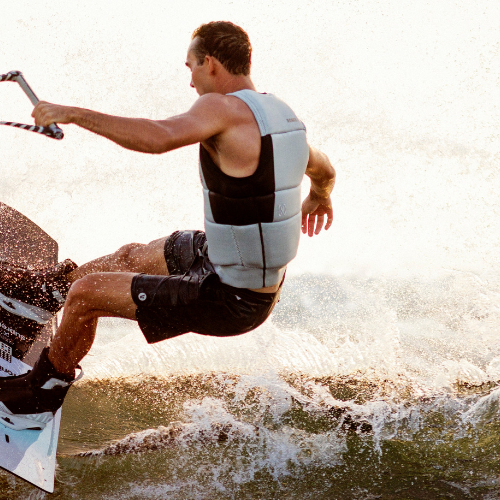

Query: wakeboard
left=0, top=202, right=61, bottom=493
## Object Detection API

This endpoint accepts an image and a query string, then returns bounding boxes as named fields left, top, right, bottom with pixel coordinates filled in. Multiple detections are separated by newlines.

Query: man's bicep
left=155, top=95, right=228, bottom=151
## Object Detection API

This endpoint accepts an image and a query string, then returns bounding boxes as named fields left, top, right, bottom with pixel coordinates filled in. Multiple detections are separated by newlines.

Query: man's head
left=186, top=21, right=252, bottom=95
left=191, top=22, right=252, bottom=76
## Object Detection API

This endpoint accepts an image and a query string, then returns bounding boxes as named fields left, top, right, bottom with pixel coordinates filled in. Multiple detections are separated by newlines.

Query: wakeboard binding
left=0, top=347, right=82, bottom=431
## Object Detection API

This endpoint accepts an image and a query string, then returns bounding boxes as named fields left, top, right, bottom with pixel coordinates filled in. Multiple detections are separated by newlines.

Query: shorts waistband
left=218, top=280, right=282, bottom=303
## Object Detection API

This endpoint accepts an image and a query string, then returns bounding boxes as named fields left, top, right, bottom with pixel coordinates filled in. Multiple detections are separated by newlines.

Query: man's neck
left=215, top=75, right=256, bottom=95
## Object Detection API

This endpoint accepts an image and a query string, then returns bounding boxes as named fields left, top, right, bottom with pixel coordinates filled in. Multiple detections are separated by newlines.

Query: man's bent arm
left=301, top=146, right=336, bottom=236
left=32, top=94, right=229, bottom=154
left=306, top=146, right=336, bottom=201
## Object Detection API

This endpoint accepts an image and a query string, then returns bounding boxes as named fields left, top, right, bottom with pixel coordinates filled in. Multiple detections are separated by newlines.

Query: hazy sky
left=2, top=1, right=499, bottom=274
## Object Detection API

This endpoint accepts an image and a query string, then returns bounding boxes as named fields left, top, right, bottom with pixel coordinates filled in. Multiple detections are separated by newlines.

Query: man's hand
left=32, top=102, right=75, bottom=126
left=301, top=193, right=333, bottom=237
left=302, top=145, right=335, bottom=236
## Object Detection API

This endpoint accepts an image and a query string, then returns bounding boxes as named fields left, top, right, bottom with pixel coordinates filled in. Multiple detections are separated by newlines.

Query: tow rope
left=1, top=71, right=63, bottom=140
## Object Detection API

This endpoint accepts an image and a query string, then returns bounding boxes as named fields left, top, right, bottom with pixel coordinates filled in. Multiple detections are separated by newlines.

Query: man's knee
left=113, top=243, right=145, bottom=271
left=116, top=237, right=168, bottom=275
left=65, top=276, right=99, bottom=315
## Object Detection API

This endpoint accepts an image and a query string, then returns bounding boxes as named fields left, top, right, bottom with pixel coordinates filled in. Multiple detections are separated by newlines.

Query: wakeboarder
left=0, top=21, right=335, bottom=430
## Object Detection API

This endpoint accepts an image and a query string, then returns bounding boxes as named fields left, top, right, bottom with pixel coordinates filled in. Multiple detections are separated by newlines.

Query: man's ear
left=206, top=55, right=217, bottom=75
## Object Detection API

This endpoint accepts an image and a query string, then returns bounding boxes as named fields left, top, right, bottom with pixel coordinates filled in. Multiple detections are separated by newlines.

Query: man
left=0, top=21, right=335, bottom=431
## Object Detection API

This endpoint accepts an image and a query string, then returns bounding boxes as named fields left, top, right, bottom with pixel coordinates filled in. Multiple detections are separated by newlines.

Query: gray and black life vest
left=199, top=90, right=309, bottom=289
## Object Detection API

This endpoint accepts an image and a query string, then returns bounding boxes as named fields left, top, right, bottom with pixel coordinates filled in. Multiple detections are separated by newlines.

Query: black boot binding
left=0, top=259, right=77, bottom=314
left=0, top=347, right=83, bottom=430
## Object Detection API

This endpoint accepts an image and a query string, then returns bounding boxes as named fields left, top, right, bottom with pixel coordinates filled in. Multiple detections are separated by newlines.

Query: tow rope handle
left=1, top=71, right=64, bottom=140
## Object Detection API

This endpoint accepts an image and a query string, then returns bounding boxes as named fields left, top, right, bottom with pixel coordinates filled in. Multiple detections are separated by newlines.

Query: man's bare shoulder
left=191, top=92, right=254, bottom=125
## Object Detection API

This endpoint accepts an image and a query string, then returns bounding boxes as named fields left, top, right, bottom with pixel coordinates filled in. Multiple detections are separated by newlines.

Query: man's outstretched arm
left=302, top=146, right=336, bottom=237
left=32, top=94, right=229, bottom=154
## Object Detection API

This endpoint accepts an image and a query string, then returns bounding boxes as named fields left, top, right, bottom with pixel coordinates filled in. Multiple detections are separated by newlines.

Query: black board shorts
left=131, top=230, right=282, bottom=344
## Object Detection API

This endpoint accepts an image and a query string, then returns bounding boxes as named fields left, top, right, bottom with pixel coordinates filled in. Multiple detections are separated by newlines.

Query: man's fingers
left=308, top=214, right=315, bottom=237
left=32, top=102, right=47, bottom=124
left=324, top=207, right=333, bottom=231
left=314, top=214, right=325, bottom=235
left=31, top=101, right=45, bottom=116
left=301, top=212, right=308, bottom=234
left=31, top=105, right=39, bottom=122
left=302, top=203, right=333, bottom=237
left=32, top=102, right=70, bottom=126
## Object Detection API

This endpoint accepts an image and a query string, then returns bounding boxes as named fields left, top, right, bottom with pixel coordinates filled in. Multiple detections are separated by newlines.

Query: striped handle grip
left=1, top=71, right=64, bottom=140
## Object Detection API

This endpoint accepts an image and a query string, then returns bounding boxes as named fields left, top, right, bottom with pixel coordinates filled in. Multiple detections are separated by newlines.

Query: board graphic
left=0, top=202, right=61, bottom=493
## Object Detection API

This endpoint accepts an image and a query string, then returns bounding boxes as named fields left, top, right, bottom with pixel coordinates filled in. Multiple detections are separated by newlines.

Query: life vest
left=199, top=90, right=308, bottom=289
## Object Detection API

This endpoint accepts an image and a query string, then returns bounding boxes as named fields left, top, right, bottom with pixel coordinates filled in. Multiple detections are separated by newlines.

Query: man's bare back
left=200, top=95, right=262, bottom=178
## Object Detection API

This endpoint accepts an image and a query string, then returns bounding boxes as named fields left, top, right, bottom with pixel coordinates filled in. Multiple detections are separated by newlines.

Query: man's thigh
left=69, top=236, right=169, bottom=281
left=126, top=237, right=170, bottom=276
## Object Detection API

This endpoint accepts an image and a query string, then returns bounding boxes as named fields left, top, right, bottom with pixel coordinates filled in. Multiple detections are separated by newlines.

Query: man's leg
left=48, top=272, right=139, bottom=375
left=0, top=237, right=170, bottom=314
left=67, top=237, right=170, bottom=282
left=0, top=272, right=139, bottom=430
left=50, top=236, right=171, bottom=374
